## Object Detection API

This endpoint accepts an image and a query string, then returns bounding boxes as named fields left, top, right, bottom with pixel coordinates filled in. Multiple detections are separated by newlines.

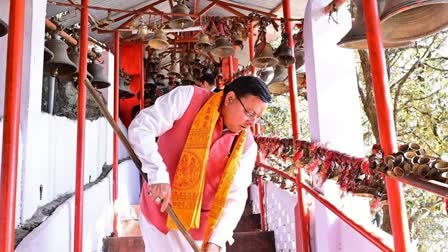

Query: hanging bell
left=156, top=69, right=167, bottom=81
left=44, top=47, right=54, bottom=62
left=381, top=0, right=448, bottom=42
left=148, top=29, right=169, bottom=50
left=87, top=60, right=110, bottom=89
left=119, top=77, right=134, bottom=99
left=44, top=35, right=77, bottom=77
left=232, top=31, right=244, bottom=48
left=0, top=18, right=8, bottom=37
left=168, top=2, right=194, bottom=29
left=275, top=42, right=295, bottom=67
left=195, top=33, right=212, bottom=51
left=268, top=65, right=289, bottom=95
left=182, top=72, right=195, bottom=85
left=252, top=43, right=278, bottom=68
left=294, top=47, right=305, bottom=70
left=338, top=0, right=413, bottom=48
left=59, top=46, right=94, bottom=81
left=255, top=67, right=275, bottom=84
left=168, top=62, right=181, bottom=79
left=211, top=36, right=235, bottom=58
left=148, top=51, right=161, bottom=63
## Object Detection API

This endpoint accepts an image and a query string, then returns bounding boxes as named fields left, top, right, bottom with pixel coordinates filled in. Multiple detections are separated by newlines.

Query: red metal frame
left=140, top=44, right=145, bottom=110
left=249, top=22, right=255, bottom=75
left=362, top=0, right=411, bottom=250
left=74, top=1, right=89, bottom=251
left=0, top=0, right=26, bottom=250
left=112, top=30, right=120, bottom=235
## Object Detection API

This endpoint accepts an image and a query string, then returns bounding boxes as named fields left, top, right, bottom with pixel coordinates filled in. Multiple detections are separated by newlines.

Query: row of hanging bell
left=252, top=41, right=297, bottom=69
left=148, top=29, right=169, bottom=50
left=211, top=36, right=235, bottom=58
left=338, top=0, right=448, bottom=49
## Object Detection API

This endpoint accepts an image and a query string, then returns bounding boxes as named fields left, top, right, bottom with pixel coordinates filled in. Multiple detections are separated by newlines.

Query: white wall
left=15, top=171, right=114, bottom=252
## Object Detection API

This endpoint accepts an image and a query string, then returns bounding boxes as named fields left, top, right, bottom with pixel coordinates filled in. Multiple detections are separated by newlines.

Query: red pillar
left=229, top=55, right=234, bottom=81
left=74, top=0, right=89, bottom=251
left=362, top=0, right=411, bottom=250
left=282, top=0, right=310, bottom=251
left=112, top=30, right=120, bottom=236
left=0, top=0, right=25, bottom=250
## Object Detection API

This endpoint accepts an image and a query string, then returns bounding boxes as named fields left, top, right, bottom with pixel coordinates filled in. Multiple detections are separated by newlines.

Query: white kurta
left=128, top=86, right=257, bottom=250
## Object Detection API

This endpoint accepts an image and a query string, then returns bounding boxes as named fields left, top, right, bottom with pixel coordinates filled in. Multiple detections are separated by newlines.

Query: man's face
left=221, top=91, right=268, bottom=133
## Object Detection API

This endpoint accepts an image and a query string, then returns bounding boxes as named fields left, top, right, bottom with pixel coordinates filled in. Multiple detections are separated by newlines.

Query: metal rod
left=74, top=0, right=89, bottom=251
left=0, top=0, right=25, bottom=250
left=140, top=44, right=145, bottom=110
left=362, top=0, right=411, bottom=250
left=249, top=22, right=255, bottom=75
left=112, top=30, right=120, bottom=236
left=257, top=163, right=296, bottom=182
left=84, top=79, right=200, bottom=252
left=394, top=175, right=448, bottom=199
left=300, top=182, right=394, bottom=252
left=48, top=76, right=56, bottom=115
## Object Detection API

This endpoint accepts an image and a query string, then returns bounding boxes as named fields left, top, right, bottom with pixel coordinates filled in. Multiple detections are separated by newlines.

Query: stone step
left=227, top=231, right=276, bottom=252
left=234, top=214, right=261, bottom=232
left=103, top=236, right=144, bottom=252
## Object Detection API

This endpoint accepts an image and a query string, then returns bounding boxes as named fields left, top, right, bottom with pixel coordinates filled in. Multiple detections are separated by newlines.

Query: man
left=197, top=73, right=217, bottom=91
left=128, top=76, right=271, bottom=252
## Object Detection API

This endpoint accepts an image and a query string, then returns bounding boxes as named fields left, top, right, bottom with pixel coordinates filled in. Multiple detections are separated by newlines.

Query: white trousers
left=139, top=214, right=203, bottom=252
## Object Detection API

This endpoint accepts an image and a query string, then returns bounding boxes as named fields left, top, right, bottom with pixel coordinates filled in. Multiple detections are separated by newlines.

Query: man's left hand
left=203, top=242, right=221, bottom=252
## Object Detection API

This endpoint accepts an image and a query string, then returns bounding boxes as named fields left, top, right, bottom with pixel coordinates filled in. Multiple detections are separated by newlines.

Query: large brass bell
left=0, top=18, right=7, bottom=37
left=44, top=35, right=77, bottom=77
left=268, top=65, right=289, bottom=95
left=232, top=31, right=244, bottom=48
left=119, top=77, right=134, bottom=99
left=195, top=33, right=212, bottom=51
left=148, top=29, right=169, bottom=50
left=87, top=60, right=110, bottom=89
left=252, top=43, right=278, bottom=68
left=338, top=0, right=413, bottom=48
left=44, top=47, right=54, bottom=62
left=168, top=2, right=194, bottom=29
left=275, top=42, right=295, bottom=67
left=381, top=0, right=448, bottom=42
left=168, top=62, right=181, bottom=79
left=211, top=36, right=235, bottom=57
left=59, top=46, right=94, bottom=81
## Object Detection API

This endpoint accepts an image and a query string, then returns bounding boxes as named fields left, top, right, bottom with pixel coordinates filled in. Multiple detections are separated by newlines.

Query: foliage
left=356, top=31, right=448, bottom=251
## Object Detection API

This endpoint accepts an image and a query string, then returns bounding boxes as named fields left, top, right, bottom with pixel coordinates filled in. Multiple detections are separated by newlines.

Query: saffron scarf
left=167, top=91, right=247, bottom=247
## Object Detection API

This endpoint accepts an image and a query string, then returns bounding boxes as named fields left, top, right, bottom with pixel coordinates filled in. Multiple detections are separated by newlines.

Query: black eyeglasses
left=235, top=95, right=261, bottom=123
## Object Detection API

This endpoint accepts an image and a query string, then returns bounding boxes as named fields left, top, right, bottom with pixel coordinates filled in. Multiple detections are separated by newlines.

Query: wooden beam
left=194, top=0, right=200, bottom=15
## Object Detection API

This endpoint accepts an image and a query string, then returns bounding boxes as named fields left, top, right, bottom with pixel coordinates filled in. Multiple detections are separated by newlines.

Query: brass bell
left=168, top=2, right=194, bottom=29
left=0, top=18, right=7, bottom=37
left=87, top=60, right=110, bottom=89
left=119, top=77, right=134, bottom=99
left=255, top=67, right=275, bottom=84
left=59, top=46, right=94, bottom=81
left=338, top=0, right=413, bottom=49
left=294, top=47, right=305, bottom=69
left=195, top=33, right=212, bottom=51
left=148, top=29, right=169, bottom=50
left=44, top=35, right=77, bottom=76
left=211, top=36, right=235, bottom=58
left=44, top=47, right=54, bottom=62
left=155, top=69, right=167, bottom=81
left=275, top=42, right=295, bottom=67
left=168, top=62, right=181, bottom=79
left=381, top=0, right=448, bottom=42
left=268, top=65, right=289, bottom=95
left=148, top=51, right=161, bottom=63
left=232, top=31, right=244, bottom=48
left=182, top=72, right=195, bottom=85
left=252, top=43, right=278, bottom=68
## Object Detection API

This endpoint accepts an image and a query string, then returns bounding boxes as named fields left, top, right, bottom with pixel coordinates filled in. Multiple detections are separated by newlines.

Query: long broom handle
left=85, top=79, right=201, bottom=252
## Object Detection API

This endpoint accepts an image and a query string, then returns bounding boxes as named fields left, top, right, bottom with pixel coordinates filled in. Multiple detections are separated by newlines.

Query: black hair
left=223, top=76, right=272, bottom=103
left=199, top=73, right=216, bottom=86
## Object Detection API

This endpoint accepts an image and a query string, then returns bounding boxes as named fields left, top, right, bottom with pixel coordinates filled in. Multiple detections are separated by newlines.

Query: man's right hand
left=148, top=183, right=171, bottom=212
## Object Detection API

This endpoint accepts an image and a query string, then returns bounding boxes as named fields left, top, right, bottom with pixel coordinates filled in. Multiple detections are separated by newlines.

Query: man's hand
left=203, top=242, right=221, bottom=252
left=147, top=183, right=171, bottom=212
